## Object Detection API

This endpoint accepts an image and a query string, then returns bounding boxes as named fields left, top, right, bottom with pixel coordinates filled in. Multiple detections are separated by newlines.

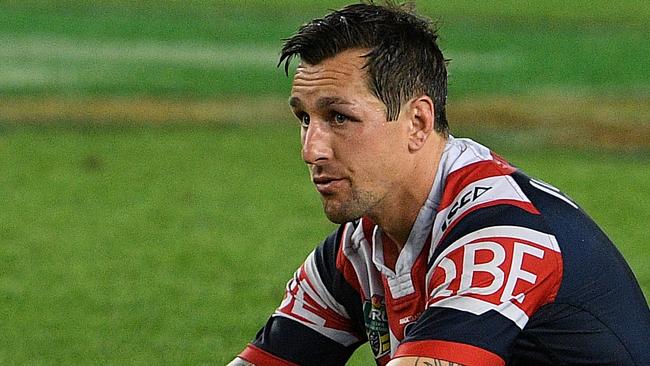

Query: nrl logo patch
left=363, top=295, right=390, bottom=358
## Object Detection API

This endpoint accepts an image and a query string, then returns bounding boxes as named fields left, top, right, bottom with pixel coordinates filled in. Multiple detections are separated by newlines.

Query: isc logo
left=436, top=175, right=539, bottom=236
left=441, top=186, right=492, bottom=232
left=427, top=226, right=562, bottom=328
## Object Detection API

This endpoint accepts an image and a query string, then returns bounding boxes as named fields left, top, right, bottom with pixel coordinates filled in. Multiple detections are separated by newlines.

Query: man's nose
left=301, top=122, right=332, bottom=165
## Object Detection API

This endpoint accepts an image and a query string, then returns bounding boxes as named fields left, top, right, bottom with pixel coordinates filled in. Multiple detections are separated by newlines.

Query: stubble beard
left=321, top=187, right=379, bottom=224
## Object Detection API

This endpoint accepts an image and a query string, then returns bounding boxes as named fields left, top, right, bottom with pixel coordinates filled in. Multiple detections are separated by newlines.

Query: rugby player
left=228, top=2, right=650, bottom=365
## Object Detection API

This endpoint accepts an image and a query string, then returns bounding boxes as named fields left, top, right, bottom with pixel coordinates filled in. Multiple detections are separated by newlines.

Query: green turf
left=0, top=124, right=647, bottom=364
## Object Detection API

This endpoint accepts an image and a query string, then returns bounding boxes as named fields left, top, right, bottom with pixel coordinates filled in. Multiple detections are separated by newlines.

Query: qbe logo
left=427, top=226, right=562, bottom=328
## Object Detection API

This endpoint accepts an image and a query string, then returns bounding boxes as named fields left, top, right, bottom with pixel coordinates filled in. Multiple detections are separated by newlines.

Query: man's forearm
left=226, top=357, right=255, bottom=366
left=387, top=356, right=465, bottom=366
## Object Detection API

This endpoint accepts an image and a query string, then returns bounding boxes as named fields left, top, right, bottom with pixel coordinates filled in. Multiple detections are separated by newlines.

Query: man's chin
left=324, top=213, right=355, bottom=224
left=322, top=203, right=362, bottom=224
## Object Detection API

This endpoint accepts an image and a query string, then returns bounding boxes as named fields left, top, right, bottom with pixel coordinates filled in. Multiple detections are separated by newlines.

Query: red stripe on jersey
left=381, top=231, right=399, bottom=272
left=440, top=158, right=517, bottom=209
left=383, top=232, right=432, bottom=343
left=362, top=216, right=376, bottom=241
left=239, top=344, right=298, bottom=366
left=277, top=265, right=356, bottom=333
left=394, top=340, right=505, bottom=366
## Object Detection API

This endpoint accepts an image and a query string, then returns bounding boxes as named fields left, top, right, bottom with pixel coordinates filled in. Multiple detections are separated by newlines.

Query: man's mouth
left=312, top=176, right=345, bottom=195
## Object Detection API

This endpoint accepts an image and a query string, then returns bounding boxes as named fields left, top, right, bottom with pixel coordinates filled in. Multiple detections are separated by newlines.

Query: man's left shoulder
left=434, top=159, right=546, bottom=240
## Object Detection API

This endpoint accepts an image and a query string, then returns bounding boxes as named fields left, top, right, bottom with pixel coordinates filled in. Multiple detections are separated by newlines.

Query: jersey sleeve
left=238, top=226, right=366, bottom=366
left=397, top=202, right=563, bottom=365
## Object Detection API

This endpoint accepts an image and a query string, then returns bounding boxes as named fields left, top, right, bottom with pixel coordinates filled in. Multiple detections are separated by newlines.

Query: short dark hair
left=279, top=1, right=449, bottom=134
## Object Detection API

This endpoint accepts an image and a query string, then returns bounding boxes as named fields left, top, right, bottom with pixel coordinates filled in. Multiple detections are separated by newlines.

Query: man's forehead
left=293, top=49, right=370, bottom=80
left=292, top=64, right=354, bottom=83
left=290, top=51, right=372, bottom=104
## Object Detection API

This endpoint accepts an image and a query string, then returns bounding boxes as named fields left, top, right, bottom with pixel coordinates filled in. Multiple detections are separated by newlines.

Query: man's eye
left=300, top=114, right=310, bottom=127
left=333, top=113, right=348, bottom=124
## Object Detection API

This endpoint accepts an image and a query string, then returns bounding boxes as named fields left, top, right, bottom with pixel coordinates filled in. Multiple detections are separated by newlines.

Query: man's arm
left=387, top=357, right=465, bottom=366
left=226, top=357, right=254, bottom=366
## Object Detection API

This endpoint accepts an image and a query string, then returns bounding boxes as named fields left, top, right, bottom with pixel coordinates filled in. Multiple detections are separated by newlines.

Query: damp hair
left=279, top=1, right=449, bottom=134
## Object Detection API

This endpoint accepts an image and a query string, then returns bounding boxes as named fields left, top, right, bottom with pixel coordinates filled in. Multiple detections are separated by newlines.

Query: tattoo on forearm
left=414, top=357, right=434, bottom=366
left=414, top=357, right=464, bottom=366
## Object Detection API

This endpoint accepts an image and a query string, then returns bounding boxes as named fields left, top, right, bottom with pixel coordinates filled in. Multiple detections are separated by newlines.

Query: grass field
left=1, top=1, right=648, bottom=365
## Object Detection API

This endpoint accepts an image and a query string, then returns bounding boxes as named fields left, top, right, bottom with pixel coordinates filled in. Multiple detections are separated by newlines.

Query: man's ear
left=407, top=96, right=435, bottom=151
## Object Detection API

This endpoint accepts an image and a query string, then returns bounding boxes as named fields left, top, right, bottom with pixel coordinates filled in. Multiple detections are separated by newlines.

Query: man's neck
left=372, top=136, right=447, bottom=252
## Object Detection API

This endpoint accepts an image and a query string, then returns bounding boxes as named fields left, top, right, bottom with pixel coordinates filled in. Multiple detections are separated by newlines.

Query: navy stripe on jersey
left=402, top=307, right=519, bottom=361
left=313, top=226, right=367, bottom=340
left=510, top=302, right=638, bottom=366
left=252, top=316, right=360, bottom=366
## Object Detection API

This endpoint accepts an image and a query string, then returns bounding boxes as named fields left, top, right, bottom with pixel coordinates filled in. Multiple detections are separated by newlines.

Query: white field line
left=0, top=34, right=279, bottom=87
left=0, top=34, right=279, bottom=67
left=0, top=65, right=84, bottom=87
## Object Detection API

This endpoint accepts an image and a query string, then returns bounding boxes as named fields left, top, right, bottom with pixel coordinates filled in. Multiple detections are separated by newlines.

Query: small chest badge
left=363, top=295, right=390, bottom=358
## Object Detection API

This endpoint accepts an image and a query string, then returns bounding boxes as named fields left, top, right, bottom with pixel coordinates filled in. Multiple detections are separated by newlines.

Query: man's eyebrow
left=316, top=97, right=351, bottom=110
left=289, top=96, right=352, bottom=110
left=288, top=97, right=302, bottom=108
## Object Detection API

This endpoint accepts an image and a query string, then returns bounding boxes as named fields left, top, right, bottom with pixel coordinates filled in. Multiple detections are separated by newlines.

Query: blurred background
left=0, top=0, right=648, bottom=364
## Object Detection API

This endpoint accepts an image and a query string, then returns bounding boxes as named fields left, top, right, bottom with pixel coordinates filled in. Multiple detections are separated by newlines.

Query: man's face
left=289, top=49, right=412, bottom=224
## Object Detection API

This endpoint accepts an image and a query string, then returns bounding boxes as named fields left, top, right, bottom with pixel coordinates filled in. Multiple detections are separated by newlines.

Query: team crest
left=363, top=295, right=390, bottom=358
